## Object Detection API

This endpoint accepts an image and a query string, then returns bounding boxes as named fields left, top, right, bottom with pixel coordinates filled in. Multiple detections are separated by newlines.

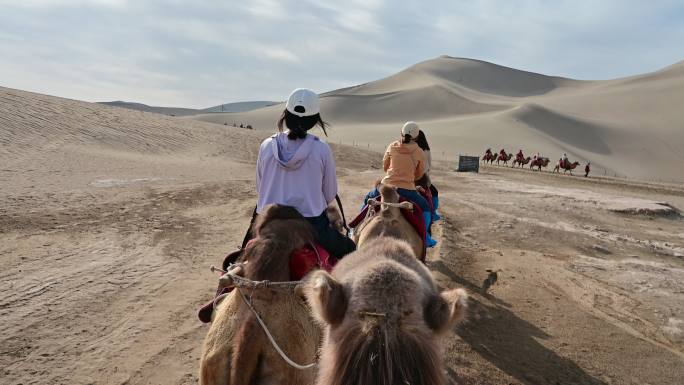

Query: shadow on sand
left=430, top=259, right=607, bottom=385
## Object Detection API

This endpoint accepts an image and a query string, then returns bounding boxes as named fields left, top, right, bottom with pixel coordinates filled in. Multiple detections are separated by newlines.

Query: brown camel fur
left=482, top=152, right=496, bottom=164
left=352, top=184, right=423, bottom=259
left=199, top=204, right=321, bottom=385
left=529, top=157, right=550, bottom=171
left=553, top=160, right=581, bottom=175
left=496, top=153, right=513, bottom=165
left=304, top=238, right=468, bottom=385
left=512, top=156, right=531, bottom=167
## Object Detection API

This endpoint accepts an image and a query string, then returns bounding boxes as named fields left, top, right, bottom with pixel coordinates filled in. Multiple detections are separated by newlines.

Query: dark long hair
left=415, top=130, right=430, bottom=151
left=277, top=109, right=328, bottom=139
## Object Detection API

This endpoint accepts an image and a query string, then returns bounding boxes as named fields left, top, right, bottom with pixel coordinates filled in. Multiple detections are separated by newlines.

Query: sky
left=1, top=0, right=683, bottom=108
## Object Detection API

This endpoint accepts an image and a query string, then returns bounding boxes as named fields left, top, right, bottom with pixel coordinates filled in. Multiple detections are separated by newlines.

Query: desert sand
left=191, top=56, right=684, bottom=183
left=1, top=85, right=683, bottom=384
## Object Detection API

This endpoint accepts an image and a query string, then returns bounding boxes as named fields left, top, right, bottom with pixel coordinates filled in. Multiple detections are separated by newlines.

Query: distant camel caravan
left=306, top=183, right=468, bottom=385
left=483, top=147, right=590, bottom=176
left=554, top=159, right=581, bottom=174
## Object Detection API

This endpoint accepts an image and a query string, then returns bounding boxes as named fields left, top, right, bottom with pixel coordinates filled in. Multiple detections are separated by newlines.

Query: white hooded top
left=256, top=132, right=337, bottom=217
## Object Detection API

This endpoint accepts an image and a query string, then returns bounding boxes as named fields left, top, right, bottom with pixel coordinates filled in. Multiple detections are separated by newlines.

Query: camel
left=553, top=160, right=581, bottom=175
left=303, top=238, right=468, bottom=385
left=199, top=204, right=321, bottom=385
left=512, top=156, right=531, bottom=167
left=481, top=152, right=496, bottom=164
left=352, top=184, right=423, bottom=259
left=496, top=153, right=513, bottom=166
left=529, top=157, right=550, bottom=171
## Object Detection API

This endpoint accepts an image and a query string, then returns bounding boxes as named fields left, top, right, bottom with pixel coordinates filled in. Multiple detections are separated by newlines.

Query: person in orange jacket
left=363, top=121, right=437, bottom=247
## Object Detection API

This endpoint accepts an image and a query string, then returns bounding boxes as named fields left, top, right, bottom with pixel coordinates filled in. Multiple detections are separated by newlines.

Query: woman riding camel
left=199, top=88, right=355, bottom=323
left=251, top=88, right=356, bottom=259
left=364, top=121, right=437, bottom=247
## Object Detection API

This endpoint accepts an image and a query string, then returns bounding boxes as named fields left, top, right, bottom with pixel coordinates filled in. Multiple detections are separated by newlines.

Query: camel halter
left=366, top=199, right=414, bottom=210
left=351, top=199, right=414, bottom=237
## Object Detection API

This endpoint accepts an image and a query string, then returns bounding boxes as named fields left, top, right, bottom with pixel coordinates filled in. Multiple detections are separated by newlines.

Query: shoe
left=422, top=212, right=438, bottom=247
left=197, top=248, right=244, bottom=323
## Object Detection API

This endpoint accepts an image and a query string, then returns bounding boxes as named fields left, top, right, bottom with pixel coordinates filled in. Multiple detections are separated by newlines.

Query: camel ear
left=424, top=288, right=468, bottom=334
left=304, top=270, right=347, bottom=326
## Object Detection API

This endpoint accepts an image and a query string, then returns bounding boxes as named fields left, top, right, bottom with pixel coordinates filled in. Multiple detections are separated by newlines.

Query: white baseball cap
left=286, top=88, right=320, bottom=117
left=401, top=121, right=420, bottom=138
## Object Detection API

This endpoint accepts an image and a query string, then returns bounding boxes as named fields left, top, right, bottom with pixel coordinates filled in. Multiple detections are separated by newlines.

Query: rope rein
left=211, top=265, right=300, bottom=292
left=335, top=194, right=350, bottom=233
left=236, top=287, right=316, bottom=370
left=209, top=248, right=324, bottom=371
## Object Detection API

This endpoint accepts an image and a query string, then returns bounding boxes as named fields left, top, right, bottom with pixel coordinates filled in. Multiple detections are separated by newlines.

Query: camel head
left=378, top=183, right=399, bottom=203
left=304, top=240, right=467, bottom=385
left=376, top=183, right=403, bottom=219
left=242, top=204, right=315, bottom=281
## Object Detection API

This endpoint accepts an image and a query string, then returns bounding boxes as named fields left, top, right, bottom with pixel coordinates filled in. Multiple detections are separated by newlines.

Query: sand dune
left=99, top=101, right=201, bottom=117
left=191, top=56, right=684, bottom=182
left=336, top=56, right=581, bottom=97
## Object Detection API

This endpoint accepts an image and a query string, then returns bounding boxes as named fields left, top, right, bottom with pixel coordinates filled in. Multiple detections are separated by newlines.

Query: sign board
left=457, top=155, right=479, bottom=172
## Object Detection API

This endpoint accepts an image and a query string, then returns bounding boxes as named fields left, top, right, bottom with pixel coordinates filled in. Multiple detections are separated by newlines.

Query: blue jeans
left=364, top=187, right=430, bottom=213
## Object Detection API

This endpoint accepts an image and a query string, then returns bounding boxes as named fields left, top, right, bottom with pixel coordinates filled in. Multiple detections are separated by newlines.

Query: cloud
left=0, top=0, right=683, bottom=107
left=0, top=0, right=129, bottom=8
left=257, top=45, right=301, bottom=63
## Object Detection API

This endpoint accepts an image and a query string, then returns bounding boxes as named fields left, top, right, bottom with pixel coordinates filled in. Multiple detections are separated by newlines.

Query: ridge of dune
left=328, top=56, right=580, bottom=98
left=98, top=101, right=201, bottom=117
